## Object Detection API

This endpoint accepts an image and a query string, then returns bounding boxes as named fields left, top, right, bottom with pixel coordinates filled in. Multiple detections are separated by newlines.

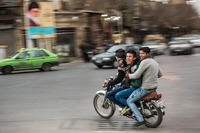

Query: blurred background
left=0, top=0, right=200, bottom=61
left=1, top=1, right=200, bottom=132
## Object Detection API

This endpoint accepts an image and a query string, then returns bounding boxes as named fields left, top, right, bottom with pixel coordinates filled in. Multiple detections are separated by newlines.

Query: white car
left=142, top=41, right=168, bottom=55
left=168, top=39, right=194, bottom=55
left=182, top=34, right=200, bottom=47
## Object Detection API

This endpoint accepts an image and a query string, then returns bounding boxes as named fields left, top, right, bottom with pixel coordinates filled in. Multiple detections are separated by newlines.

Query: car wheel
left=97, top=65, right=103, bottom=68
left=41, top=63, right=51, bottom=72
left=2, top=66, right=12, bottom=75
left=189, top=49, right=194, bottom=54
left=169, top=51, right=174, bottom=56
left=113, top=61, right=118, bottom=68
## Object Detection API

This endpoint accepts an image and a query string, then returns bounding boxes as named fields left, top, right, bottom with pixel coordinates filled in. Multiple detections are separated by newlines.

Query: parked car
left=181, top=34, right=200, bottom=47
left=142, top=41, right=168, bottom=55
left=168, top=39, right=194, bottom=55
left=0, top=48, right=59, bottom=75
left=91, top=44, right=141, bottom=68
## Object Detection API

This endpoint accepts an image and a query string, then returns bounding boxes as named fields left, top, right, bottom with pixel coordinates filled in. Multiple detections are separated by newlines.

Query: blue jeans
left=127, top=88, right=154, bottom=122
left=105, top=85, right=124, bottom=107
left=115, top=88, right=138, bottom=107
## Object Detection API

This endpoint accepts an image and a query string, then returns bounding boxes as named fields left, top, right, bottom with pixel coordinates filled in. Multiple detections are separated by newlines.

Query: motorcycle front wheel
left=143, top=103, right=163, bottom=128
left=93, top=92, right=116, bottom=119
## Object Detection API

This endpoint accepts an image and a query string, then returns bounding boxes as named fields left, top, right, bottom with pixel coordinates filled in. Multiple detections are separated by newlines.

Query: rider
left=115, top=50, right=141, bottom=113
left=104, top=49, right=127, bottom=107
left=125, top=47, right=163, bottom=126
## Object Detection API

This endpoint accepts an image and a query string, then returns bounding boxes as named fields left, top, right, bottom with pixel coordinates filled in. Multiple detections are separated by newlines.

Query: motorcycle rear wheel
left=93, top=92, right=116, bottom=119
left=143, top=103, right=163, bottom=128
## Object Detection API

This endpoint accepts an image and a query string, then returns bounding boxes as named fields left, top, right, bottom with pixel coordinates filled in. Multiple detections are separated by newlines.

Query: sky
left=190, top=0, right=200, bottom=15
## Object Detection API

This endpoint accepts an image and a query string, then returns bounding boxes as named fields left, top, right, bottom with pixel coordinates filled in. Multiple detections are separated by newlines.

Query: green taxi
left=0, top=48, right=59, bottom=75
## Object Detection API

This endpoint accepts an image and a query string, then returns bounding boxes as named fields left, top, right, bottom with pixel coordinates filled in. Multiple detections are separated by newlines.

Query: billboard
left=24, top=1, right=56, bottom=39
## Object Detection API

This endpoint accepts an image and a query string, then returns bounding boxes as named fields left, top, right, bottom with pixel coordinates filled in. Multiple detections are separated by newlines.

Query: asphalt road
left=0, top=48, right=200, bottom=133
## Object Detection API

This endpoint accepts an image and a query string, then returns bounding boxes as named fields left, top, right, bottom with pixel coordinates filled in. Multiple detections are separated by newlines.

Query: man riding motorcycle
left=104, top=49, right=127, bottom=108
left=114, top=50, right=141, bottom=111
left=125, top=47, right=163, bottom=126
left=93, top=48, right=165, bottom=128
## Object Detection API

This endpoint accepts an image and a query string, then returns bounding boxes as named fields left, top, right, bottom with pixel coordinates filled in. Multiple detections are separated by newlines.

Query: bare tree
left=139, top=2, right=199, bottom=30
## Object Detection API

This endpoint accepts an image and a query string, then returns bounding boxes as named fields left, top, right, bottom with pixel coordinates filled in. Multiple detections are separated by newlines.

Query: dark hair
left=126, top=50, right=137, bottom=57
left=115, top=49, right=125, bottom=59
left=139, top=47, right=151, bottom=53
left=28, top=1, right=40, bottom=11
left=126, top=49, right=139, bottom=66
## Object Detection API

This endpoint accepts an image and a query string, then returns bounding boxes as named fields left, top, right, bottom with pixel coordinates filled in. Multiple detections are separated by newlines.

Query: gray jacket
left=128, top=58, right=162, bottom=89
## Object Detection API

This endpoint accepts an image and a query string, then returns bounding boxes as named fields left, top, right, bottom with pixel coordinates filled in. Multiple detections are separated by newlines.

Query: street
left=0, top=48, right=200, bottom=133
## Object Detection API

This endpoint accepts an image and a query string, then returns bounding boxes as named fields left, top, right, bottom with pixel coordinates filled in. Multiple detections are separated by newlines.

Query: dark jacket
left=121, top=58, right=142, bottom=88
left=130, top=60, right=142, bottom=88
left=108, top=59, right=126, bottom=86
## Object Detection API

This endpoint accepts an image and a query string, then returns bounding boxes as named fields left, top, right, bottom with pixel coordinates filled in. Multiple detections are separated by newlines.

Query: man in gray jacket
left=125, top=47, right=162, bottom=126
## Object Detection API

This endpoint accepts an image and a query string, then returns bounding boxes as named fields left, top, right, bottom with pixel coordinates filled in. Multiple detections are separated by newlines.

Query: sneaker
left=119, top=106, right=127, bottom=115
left=130, top=115, right=136, bottom=119
left=134, top=121, right=145, bottom=127
left=123, top=108, right=131, bottom=115
left=120, top=106, right=130, bottom=116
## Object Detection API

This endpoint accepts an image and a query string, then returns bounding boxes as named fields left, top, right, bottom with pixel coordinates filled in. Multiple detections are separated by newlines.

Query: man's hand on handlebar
left=102, top=80, right=109, bottom=88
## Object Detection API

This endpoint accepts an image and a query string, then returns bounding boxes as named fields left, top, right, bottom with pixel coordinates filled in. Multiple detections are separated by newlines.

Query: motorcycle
left=93, top=77, right=165, bottom=128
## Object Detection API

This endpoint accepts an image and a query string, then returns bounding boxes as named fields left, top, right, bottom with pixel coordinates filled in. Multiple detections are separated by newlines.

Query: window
left=32, top=50, right=49, bottom=58
left=17, top=51, right=30, bottom=59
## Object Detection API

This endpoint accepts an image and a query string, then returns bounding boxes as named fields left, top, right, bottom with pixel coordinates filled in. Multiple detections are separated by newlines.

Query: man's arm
left=108, top=70, right=125, bottom=86
left=128, top=60, right=149, bottom=79
left=158, top=67, right=162, bottom=78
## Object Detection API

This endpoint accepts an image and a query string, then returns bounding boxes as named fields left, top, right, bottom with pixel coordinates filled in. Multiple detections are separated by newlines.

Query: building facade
left=0, top=0, right=104, bottom=58
left=0, top=0, right=22, bottom=56
left=1, top=0, right=199, bottom=58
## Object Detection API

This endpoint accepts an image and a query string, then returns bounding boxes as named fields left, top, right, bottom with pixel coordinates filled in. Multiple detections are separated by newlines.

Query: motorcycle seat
left=141, top=91, right=157, bottom=100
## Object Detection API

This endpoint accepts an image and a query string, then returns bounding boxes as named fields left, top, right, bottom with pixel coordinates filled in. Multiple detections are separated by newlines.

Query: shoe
left=127, top=115, right=136, bottom=119
left=119, top=106, right=127, bottom=115
left=130, top=115, right=136, bottom=119
left=120, top=107, right=130, bottom=116
left=134, top=121, right=145, bottom=127
left=123, top=108, right=131, bottom=115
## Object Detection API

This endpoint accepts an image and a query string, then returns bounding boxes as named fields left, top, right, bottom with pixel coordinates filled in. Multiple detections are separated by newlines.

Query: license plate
left=96, top=60, right=102, bottom=63
left=156, top=99, right=165, bottom=109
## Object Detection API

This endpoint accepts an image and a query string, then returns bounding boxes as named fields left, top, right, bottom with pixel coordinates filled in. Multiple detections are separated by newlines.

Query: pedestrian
left=79, top=41, right=90, bottom=62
